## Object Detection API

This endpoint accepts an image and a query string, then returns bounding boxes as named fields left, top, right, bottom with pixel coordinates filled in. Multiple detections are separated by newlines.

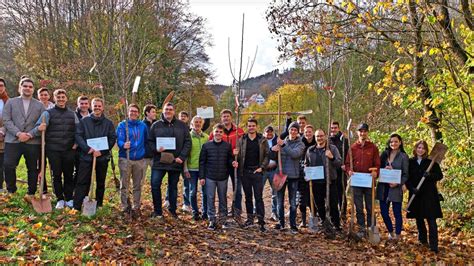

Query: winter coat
left=116, top=119, right=148, bottom=161
left=75, top=113, right=116, bottom=163
left=406, top=157, right=443, bottom=219
left=209, top=123, right=244, bottom=150
left=304, top=143, right=342, bottom=184
left=199, top=140, right=234, bottom=181
left=375, top=150, right=409, bottom=203
left=147, top=114, right=191, bottom=171
left=330, top=131, right=349, bottom=160
left=186, top=130, right=209, bottom=171
left=236, top=133, right=269, bottom=176
left=75, top=107, right=91, bottom=120
left=142, top=118, right=156, bottom=158
left=279, top=136, right=305, bottom=179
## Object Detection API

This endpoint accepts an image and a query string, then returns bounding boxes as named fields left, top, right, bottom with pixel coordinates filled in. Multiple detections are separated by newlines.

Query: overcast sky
left=188, top=0, right=293, bottom=85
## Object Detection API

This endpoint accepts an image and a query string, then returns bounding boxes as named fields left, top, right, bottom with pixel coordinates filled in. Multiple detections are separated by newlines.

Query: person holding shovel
left=33, top=89, right=78, bottom=209
left=406, top=140, right=443, bottom=253
left=344, top=123, right=380, bottom=238
left=116, top=104, right=148, bottom=218
left=329, top=121, right=349, bottom=220
left=262, top=125, right=279, bottom=221
left=297, top=124, right=316, bottom=228
left=73, top=98, right=116, bottom=210
left=305, top=129, right=342, bottom=230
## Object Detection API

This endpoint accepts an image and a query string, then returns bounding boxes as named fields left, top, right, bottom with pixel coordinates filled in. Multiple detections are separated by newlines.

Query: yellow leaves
left=366, top=65, right=374, bottom=74
left=429, top=48, right=440, bottom=55
left=397, top=47, right=405, bottom=54
left=116, top=239, right=124, bottom=245
left=32, top=222, right=42, bottom=230
left=346, top=2, right=356, bottom=13
left=394, top=41, right=401, bottom=48
left=316, top=45, right=325, bottom=54
left=401, top=15, right=408, bottom=23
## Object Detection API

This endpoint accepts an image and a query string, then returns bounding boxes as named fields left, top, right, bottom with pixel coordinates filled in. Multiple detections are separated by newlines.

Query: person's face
left=20, top=81, right=34, bottom=97
left=416, top=144, right=426, bottom=157
left=357, top=129, right=368, bottom=141
left=128, top=107, right=139, bottom=121
left=315, top=130, right=326, bottom=146
left=304, top=127, right=314, bottom=140
left=264, top=130, right=274, bottom=140
left=221, top=113, right=232, bottom=125
left=390, top=137, right=401, bottom=150
left=213, top=128, right=223, bottom=141
left=330, top=124, right=339, bottom=136
left=164, top=105, right=175, bottom=120
left=54, top=93, right=67, bottom=108
left=78, top=100, right=89, bottom=112
left=297, top=119, right=306, bottom=133
left=247, top=122, right=257, bottom=134
left=192, top=118, right=203, bottom=131
left=147, top=108, right=157, bottom=120
left=92, top=100, right=104, bottom=116
left=289, top=127, right=299, bottom=139
left=38, top=91, right=50, bottom=102
left=179, top=114, right=189, bottom=123
left=0, top=81, right=5, bottom=94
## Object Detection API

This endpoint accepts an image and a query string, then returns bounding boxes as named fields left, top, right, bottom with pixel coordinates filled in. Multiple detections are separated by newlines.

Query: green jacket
left=186, top=129, right=209, bottom=171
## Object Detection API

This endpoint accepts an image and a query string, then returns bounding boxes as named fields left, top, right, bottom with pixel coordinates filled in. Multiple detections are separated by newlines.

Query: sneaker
left=163, top=200, right=170, bottom=208
left=151, top=213, right=163, bottom=219
left=182, top=205, right=191, bottom=213
left=290, top=226, right=299, bottom=234
left=55, top=200, right=65, bottom=209
left=192, top=213, right=201, bottom=221
left=221, top=222, right=229, bottom=229
left=208, top=221, right=217, bottom=231
left=259, top=224, right=266, bottom=233
left=65, top=200, right=74, bottom=208
left=394, top=234, right=401, bottom=241
left=243, top=220, right=253, bottom=228
left=356, top=229, right=366, bottom=239
left=274, top=224, right=283, bottom=230
left=271, top=213, right=278, bottom=222
left=388, top=232, right=395, bottom=240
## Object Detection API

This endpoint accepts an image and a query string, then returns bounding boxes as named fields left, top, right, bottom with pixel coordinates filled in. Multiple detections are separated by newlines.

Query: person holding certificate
left=297, top=124, right=316, bottom=228
left=148, top=102, right=191, bottom=219
left=304, top=129, right=342, bottom=230
left=73, top=98, right=116, bottom=210
left=375, top=133, right=409, bottom=240
left=344, top=123, right=380, bottom=238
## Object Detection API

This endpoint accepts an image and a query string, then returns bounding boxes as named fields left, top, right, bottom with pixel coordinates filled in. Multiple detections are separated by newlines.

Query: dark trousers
left=0, top=153, right=4, bottom=190
left=150, top=169, right=180, bottom=215
left=336, top=169, right=347, bottom=217
left=313, top=181, right=340, bottom=227
left=380, top=200, right=402, bottom=234
left=277, top=179, right=299, bottom=228
left=353, top=187, right=373, bottom=228
left=416, top=218, right=438, bottom=251
left=73, top=149, right=80, bottom=186
left=241, top=169, right=265, bottom=225
left=73, top=158, right=108, bottom=210
left=48, top=150, right=75, bottom=201
left=4, top=143, right=40, bottom=195
left=298, top=178, right=309, bottom=223
left=230, top=169, right=243, bottom=213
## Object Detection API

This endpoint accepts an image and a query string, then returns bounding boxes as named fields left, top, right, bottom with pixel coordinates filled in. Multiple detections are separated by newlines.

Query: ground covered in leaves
left=0, top=175, right=473, bottom=264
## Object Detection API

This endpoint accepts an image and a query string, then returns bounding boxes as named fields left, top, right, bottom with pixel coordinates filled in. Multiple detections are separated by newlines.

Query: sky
left=188, top=0, right=293, bottom=85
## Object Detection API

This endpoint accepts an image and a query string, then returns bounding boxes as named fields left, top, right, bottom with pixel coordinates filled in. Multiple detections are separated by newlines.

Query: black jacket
left=46, top=106, right=76, bottom=152
left=199, top=140, right=233, bottom=181
left=406, top=157, right=443, bottom=219
left=330, top=131, right=349, bottom=160
left=75, top=113, right=116, bottom=163
left=236, top=133, right=269, bottom=176
left=143, top=118, right=156, bottom=158
left=75, top=107, right=91, bottom=121
left=147, top=114, right=191, bottom=171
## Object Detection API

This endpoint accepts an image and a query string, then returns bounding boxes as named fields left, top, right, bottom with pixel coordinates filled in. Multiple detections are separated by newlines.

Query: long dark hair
left=384, top=133, right=406, bottom=154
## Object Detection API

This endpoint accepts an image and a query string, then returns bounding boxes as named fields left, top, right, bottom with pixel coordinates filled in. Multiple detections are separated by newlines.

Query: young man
left=142, top=104, right=157, bottom=173
left=329, top=121, right=349, bottom=220
left=0, top=78, right=9, bottom=193
left=262, top=125, right=278, bottom=221
left=209, top=109, right=244, bottom=216
left=34, top=89, right=78, bottom=209
left=75, top=95, right=91, bottom=120
left=235, top=118, right=269, bottom=232
left=344, top=123, right=380, bottom=237
left=305, top=129, right=342, bottom=230
left=3, top=77, right=45, bottom=199
left=272, top=122, right=305, bottom=233
left=199, top=123, right=237, bottom=230
left=148, top=102, right=191, bottom=218
left=74, top=98, right=116, bottom=210
left=298, top=124, right=316, bottom=228
left=116, top=104, right=148, bottom=218
left=175, top=110, right=192, bottom=213
left=37, top=87, right=55, bottom=110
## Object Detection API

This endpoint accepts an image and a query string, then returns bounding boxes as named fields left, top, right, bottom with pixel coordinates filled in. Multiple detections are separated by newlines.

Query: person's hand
left=371, top=171, right=377, bottom=179
left=72, top=144, right=78, bottom=150
left=233, top=149, right=239, bottom=156
left=157, top=146, right=165, bottom=152
left=389, top=183, right=398, bottom=188
left=253, top=168, right=262, bottom=174
left=199, top=179, right=205, bottom=186
left=285, top=111, right=291, bottom=117
left=184, top=171, right=191, bottom=179
left=0, top=134, right=4, bottom=142
left=402, top=184, right=407, bottom=192
left=347, top=170, right=354, bottom=177
left=385, top=165, right=393, bottom=170
left=271, top=145, right=280, bottom=152
left=93, top=150, right=101, bottom=157
left=341, top=165, right=346, bottom=171
left=232, top=161, right=238, bottom=168
left=277, top=138, right=284, bottom=146
left=38, top=123, right=47, bottom=132
left=18, top=132, right=29, bottom=142
left=325, top=150, right=334, bottom=159
left=88, top=148, right=94, bottom=154
left=124, top=141, right=131, bottom=149
left=175, top=158, right=183, bottom=164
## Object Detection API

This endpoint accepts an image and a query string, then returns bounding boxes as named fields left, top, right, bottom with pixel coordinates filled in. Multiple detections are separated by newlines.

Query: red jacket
left=209, top=123, right=244, bottom=150
left=345, top=140, right=381, bottom=174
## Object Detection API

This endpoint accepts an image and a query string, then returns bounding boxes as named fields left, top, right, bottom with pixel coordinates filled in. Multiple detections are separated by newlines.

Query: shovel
left=308, top=180, right=320, bottom=232
left=368, top=167, right=381, bottom=245
left=272, top=94, right=287, bottom=191
left=82, top=156, right=97, bottom=217
left=31, top=115, right=52, bottom=213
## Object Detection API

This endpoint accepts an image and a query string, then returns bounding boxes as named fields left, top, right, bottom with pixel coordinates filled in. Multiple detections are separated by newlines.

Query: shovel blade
left=308, top=215, right=320, bottom=232
left=272, top=173, right=287, bottom=191
left=82, top=197, right=97, bottom=217
left=368, top=227, right=381, bottom=244
left=31, top=196, right=52, bottom=213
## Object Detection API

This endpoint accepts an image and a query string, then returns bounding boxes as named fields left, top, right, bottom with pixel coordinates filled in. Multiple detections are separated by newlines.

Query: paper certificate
left=379, top=169, right=402, bottom=184
left=304, top=166, right=325, bottom=180
left=350, top=172, right=373, bottom=188
left=156, top=137, right=176, bottom=150
left=196, top=106, right=214, bottom=119
left=87, top=137, right=109, bottom=151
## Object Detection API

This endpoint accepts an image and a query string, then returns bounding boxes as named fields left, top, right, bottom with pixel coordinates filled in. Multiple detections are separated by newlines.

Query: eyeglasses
left=22, top=85, right=33, bottom=88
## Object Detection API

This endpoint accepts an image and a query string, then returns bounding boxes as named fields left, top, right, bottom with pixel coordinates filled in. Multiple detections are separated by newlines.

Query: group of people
left=0, top=77, right=443, bottom=253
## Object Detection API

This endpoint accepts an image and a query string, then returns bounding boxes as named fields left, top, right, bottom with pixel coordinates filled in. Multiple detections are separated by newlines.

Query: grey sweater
left=278, top=136, right=305, bottom=179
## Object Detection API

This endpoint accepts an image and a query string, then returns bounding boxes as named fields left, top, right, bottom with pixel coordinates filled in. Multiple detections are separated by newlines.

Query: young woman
left=406, top=140, right=443, bottom=253
left=375, top=133, right=409, bottom=240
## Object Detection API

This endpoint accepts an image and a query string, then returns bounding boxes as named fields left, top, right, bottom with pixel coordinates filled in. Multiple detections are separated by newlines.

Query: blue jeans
left=165, top=173, right=190, bottom=206
left=189, top=171, right=207, bottom=217
left=263, top=169, right=277, bottom=215
left=380, top=200, right=402, bottom=234
left=151, top=169, right=180, bottom=215
left=277, top=179, right=299, bottom=228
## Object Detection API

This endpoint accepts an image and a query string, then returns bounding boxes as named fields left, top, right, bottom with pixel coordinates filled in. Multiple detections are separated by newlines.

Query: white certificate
left=379, top=169, right=401, bottom=184
left=156, top=137, right=176, bottom=150
left=87, top=137, right=109, bottom=151
left=350, top=172, right=373, bottom=188
left=304, top=166, right=325, bottom=180
left=196, top=106, right=214, bottom=119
